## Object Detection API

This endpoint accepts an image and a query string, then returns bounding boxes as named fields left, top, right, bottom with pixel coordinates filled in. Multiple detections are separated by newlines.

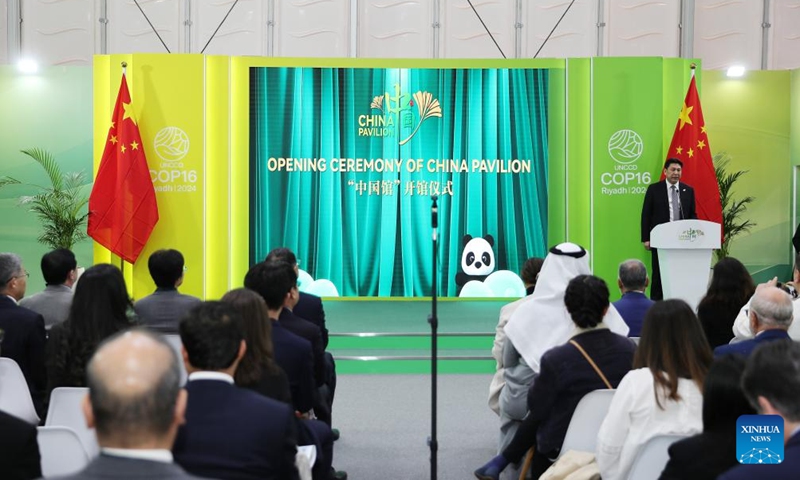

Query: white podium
left=651, top=220, right=721, bottom=310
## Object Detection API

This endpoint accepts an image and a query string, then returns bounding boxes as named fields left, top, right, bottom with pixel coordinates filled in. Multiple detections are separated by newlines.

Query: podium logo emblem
left=737, top=415, right=783, bottom=465
left=608, top=129, right=643, bottom=164
left=678, top=228, right=704, bottom=242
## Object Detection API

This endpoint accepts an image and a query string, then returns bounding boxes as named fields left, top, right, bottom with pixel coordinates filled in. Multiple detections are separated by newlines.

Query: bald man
left=54, top=329, right=202, bottom=479
left=715, top=284, right=793, bottom=358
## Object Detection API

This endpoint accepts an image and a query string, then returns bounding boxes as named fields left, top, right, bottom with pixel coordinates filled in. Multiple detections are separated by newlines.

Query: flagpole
left=121, top=61, right=127, bottom=75
left=690, top=62, right=696, bottom=78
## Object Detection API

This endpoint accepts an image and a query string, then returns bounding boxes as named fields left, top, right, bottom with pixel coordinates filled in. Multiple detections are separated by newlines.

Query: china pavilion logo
left=358, top=84, right=442, bottom=145
left=678, top=228, right=705, bottom=242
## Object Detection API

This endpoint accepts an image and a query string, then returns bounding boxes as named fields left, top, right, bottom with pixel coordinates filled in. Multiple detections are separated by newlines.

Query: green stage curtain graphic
left=250, top=67, right=549, bottom=296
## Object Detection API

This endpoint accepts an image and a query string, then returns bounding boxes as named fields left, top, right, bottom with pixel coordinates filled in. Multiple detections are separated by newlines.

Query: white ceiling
left=3, top=0, right=799, bottom=70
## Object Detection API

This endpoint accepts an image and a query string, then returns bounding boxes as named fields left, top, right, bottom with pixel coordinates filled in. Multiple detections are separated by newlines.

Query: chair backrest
left=626, top=434, right=686, bottom=480
left=45, top=387, right=99, bottom=457
left=0, top=357, right=40, bottom=424
left=558, top=389, right=616, bottom=458
left=37, top=426, right=90, bottom=477
left=163, top=334, right=187, bottom=386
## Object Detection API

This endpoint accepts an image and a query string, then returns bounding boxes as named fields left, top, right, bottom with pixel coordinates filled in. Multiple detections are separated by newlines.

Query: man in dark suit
left=55, top=329, right=201, bottom=479
left=611, top=259, right=654, bottom=337
left=719, top=341, right=800, bottom=479
left=640, top=158, right=697, bottom=300
left=265, top=248, right=338, bottom=430
left=135, top=249, right=201, bottom=333
left=245, top=261, right=347, bottom=480
left=0, top=253, right=47, bottom=416
left=0, top=409, right=41, bottom=479
left=715, top=285, right=792, bottom=358
left=173, top=302, right=300, bottom=480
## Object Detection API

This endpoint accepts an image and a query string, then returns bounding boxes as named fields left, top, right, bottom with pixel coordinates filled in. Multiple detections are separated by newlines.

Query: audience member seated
left=173, top=301, right=300, bottom=480
left=475, top=275, right=635, bottom=480
left=0, top=252, right=46, bottom=415
left=660, top=355, right=755, bottom=480
left=0, top=409, right=41, bottom=479
left=46, top=264, right=136, bottom=396
left=719, top=341, right=800, bottom=479
left=266, top=248, right=338, bottom=432
left=732, top=257, right=800, bottom=341
left=696, top=257, right=755, bottom=348
left=55, top=329, right=201, bottom=479
left=244, top=261, right=348, bottom=480
left=223, top=287, right=338, bottom=480
left=715, top=284, right=792, bottom=358
left=611, top=259, right=654, bottom=337
left=244, top=261, right=316, bottom=415
left=221, top=288, right=292, bottom=404
left=488, top=257, right=543, bottom=416
left=596, top=299, right=712, bottom=480
left=134, top=249, right=201, bottom=333
left=499, top=244, right=629, bottom=455
left=19, top=248, right=76, bottom=329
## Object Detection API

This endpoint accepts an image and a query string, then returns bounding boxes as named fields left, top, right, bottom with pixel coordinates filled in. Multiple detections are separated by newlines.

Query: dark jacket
left=0, top=296, right=47, bottom=415
left=52, top=453, right=203, bottom=479
left=714, top=329, right=791, bottom=358
left=279, top=308, right=326, bottom=387
left=697, top=297, right=744, bottom=348
left=612, top=291, right=654, bottom=337
left=660, top=429, right=736, bottom=480
left=718, top=431, right=800, bottom=480
left=271, top=319, right=316, bottom=414
left=294, top=292, right=328, bottom=349
left=527, top=329, right=636, bottom=454
left=0, top=409, right=41, bottom=480
left=641, top=180, right=697, bottom=242
left=173, top=379, right=299, bottom=480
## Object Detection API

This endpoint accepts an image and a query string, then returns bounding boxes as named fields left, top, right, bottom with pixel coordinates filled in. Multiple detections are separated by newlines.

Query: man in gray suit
left=135, top=249, right=201, bottom=333
left=53, top=329, right=202, bottom=479
left=20, top=248, right=76, bottom=329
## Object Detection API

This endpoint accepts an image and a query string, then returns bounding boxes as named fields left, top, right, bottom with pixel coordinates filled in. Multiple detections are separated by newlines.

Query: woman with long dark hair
left=596, top=299, right=713, bottom=480
left=219, top=288, right=290, bottom=404
left=46, top=264, right=136, bottom=392
left=697, top=257, right=755, bottom=347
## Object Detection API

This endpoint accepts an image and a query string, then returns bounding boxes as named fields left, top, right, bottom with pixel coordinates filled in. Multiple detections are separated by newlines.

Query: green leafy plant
left=714, top=151, right=755, bottom=260
left=0, top=148, right=89, bottom=250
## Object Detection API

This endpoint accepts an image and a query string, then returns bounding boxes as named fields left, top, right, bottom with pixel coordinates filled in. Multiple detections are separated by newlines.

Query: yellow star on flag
left=109, top=135, right=118, bottom=145
left=697, top=139, right=706, bottom=150
left=676, top=146, right=683, bottom=155
left=121, top=144, right=127, bottom=153
left=678, top=102, right=694, bottom=130
left=122, top=102, right=137, bottom=125
left=700, top=125, right=707, bottom=134
left=110, top=121, right=115, bottom=129
left=131, top=141, right=139, bottom=150
left=687, top=148, right=694, bottom=158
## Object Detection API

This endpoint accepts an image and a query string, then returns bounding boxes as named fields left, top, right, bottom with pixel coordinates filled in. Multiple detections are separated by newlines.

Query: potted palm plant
left=713, top=151, right=755, bottom=260
left=0, top=148, right=89, bottom=250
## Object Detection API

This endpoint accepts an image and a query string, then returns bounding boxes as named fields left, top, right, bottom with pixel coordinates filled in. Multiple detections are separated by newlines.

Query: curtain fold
left=250, top=67, right=549, bottom=297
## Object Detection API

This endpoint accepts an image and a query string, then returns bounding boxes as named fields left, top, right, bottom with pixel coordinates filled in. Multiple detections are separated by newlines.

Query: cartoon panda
left=455, top=234, right=496, bottom=287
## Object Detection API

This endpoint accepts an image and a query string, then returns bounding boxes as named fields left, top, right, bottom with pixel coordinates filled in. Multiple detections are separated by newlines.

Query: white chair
left=45, top=387, right=99, bottom=457
left=626, top=434, right=686, bottom=480
left=37, top=426, right=90, bottom=477
left=557, top=389, right=616, bottom=459
left=164, top=334, right=187, bottom=386
left=0, top=357, right=40, bottom=424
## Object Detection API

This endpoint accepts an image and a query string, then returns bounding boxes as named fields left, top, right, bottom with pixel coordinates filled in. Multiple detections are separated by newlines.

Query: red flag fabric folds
left=87, top=74, right=158, bottom=263
left=663, top=75, right=723, bottom=228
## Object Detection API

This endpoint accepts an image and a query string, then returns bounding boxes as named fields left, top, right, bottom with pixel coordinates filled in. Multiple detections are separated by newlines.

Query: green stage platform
left=324, top=299, right=509, bottom=374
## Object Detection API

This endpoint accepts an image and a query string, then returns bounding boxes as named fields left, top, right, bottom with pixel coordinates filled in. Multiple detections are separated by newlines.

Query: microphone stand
left=428, top=195, right=439, bottom=480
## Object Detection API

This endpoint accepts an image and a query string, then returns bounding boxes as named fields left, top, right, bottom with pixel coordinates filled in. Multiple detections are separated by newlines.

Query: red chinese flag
left=87, top=74, right=158, bottom=263
left=663, top=74, right=723, bottom=229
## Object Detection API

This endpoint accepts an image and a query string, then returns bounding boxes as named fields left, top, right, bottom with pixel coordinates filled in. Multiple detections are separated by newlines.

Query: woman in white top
left=596, top=299, right=712, bottom=480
